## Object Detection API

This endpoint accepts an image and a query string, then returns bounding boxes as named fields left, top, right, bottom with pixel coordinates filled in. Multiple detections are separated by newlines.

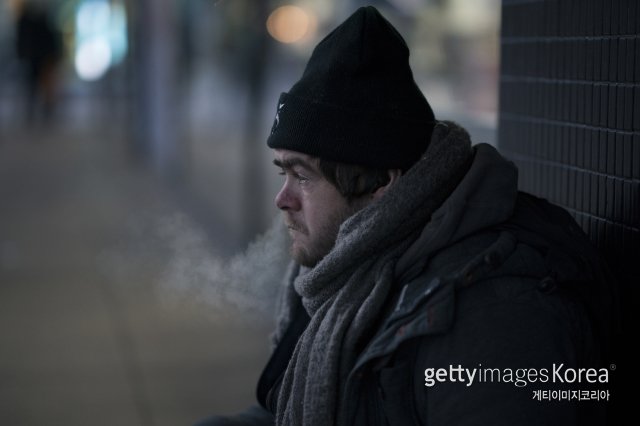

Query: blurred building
left=1, top=0, right=501, bottom=246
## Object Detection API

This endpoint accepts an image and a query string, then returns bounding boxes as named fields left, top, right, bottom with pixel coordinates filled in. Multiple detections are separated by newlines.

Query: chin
left=290, top=245, right=320, bottom=268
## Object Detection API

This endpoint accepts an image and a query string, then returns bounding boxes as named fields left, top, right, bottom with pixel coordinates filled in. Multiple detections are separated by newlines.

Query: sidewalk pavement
left=0, top=122, right=273, bottom=425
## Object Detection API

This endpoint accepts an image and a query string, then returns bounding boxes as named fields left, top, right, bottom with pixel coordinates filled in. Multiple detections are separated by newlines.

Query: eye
left=294, top=172, right=309, bottom=185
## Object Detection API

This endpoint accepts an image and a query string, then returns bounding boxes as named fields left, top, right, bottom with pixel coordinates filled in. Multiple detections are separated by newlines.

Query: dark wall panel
left=499, top=0, right=638, bottom=298
left=499, top=0, right=637, bottom=423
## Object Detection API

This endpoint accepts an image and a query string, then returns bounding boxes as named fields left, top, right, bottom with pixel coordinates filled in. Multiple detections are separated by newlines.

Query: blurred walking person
left=15, top=2, right=63, bottom=124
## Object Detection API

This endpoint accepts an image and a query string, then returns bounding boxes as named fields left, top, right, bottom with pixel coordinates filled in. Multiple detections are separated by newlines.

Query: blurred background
left=0, top=0, right=500, bottom=424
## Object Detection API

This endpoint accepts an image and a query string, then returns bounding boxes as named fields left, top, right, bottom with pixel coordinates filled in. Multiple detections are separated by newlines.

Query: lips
left=286, top=223, right=302, bottom=233
left=285, top=219, right=306, bottom=234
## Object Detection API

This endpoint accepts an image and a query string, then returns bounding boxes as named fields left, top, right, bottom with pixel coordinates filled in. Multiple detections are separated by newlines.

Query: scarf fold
left=275, top=121, right=474, bottom=426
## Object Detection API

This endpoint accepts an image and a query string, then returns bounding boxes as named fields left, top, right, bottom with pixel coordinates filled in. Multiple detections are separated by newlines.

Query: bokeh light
left=73, top=0, right=127, bottom=81
left=266, top=5, right=313, bottom=44
left=74, top=37, right=111, bottom=81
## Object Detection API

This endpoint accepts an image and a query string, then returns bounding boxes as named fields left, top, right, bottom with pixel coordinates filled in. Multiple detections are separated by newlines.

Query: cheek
left=298, top=181, right=351, bottom=235
left=299, top=199, right=317, bottom=227
left=297, top=195, right=323, bottom=232
left=305, top=197, right=348, bottom=235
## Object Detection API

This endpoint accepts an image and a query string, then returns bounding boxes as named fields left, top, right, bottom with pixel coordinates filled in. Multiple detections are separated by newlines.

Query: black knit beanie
left=266, top=6, right=436, bottom=170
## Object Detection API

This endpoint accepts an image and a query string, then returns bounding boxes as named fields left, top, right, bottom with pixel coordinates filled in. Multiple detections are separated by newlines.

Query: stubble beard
left=286, top=201, right=365, bottom=268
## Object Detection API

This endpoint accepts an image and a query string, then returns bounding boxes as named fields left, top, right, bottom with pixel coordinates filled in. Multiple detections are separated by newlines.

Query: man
left=198, top=6, right=616, bottom=426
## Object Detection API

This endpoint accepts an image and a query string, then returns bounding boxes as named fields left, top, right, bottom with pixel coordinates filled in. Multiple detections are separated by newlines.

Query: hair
left=317, top=158, right=392, bottom=202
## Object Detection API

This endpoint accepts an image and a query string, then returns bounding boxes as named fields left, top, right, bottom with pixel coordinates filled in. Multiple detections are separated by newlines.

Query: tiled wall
left=498, top=1, right=637, bottom=420
left=499, top=0, right=638, bottom=303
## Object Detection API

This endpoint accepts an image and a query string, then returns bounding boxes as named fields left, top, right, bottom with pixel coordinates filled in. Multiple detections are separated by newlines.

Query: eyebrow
left=273, top=157, right=317, bottom=173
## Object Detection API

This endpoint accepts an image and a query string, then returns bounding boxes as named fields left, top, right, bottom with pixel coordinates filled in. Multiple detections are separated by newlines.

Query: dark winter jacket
left=199, top=144, right=617, bottom=425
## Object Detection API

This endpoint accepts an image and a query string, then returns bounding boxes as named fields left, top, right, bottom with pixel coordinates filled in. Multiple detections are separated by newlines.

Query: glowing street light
left=73, top=0, right=127, bottom=81
left=266, top=5, right=313, bottom=44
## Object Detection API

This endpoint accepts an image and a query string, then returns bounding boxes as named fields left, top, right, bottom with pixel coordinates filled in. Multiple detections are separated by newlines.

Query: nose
left=275, top=182, right=300, bottom=211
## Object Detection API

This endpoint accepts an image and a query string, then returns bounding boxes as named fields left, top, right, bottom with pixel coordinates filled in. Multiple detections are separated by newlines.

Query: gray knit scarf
left=274, top=122, right=473, bottom=426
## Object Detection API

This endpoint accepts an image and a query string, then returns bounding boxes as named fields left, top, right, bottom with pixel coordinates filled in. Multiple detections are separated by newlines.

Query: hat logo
left=271, top=102, right=285, bottom=134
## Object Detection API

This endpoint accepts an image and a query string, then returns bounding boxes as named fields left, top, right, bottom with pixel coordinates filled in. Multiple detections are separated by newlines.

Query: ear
left=371, top=169, right=402, bottom=201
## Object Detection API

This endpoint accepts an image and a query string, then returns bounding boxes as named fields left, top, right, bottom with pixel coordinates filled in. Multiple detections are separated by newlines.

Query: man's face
left=273, top=149, right=360, bottom=267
